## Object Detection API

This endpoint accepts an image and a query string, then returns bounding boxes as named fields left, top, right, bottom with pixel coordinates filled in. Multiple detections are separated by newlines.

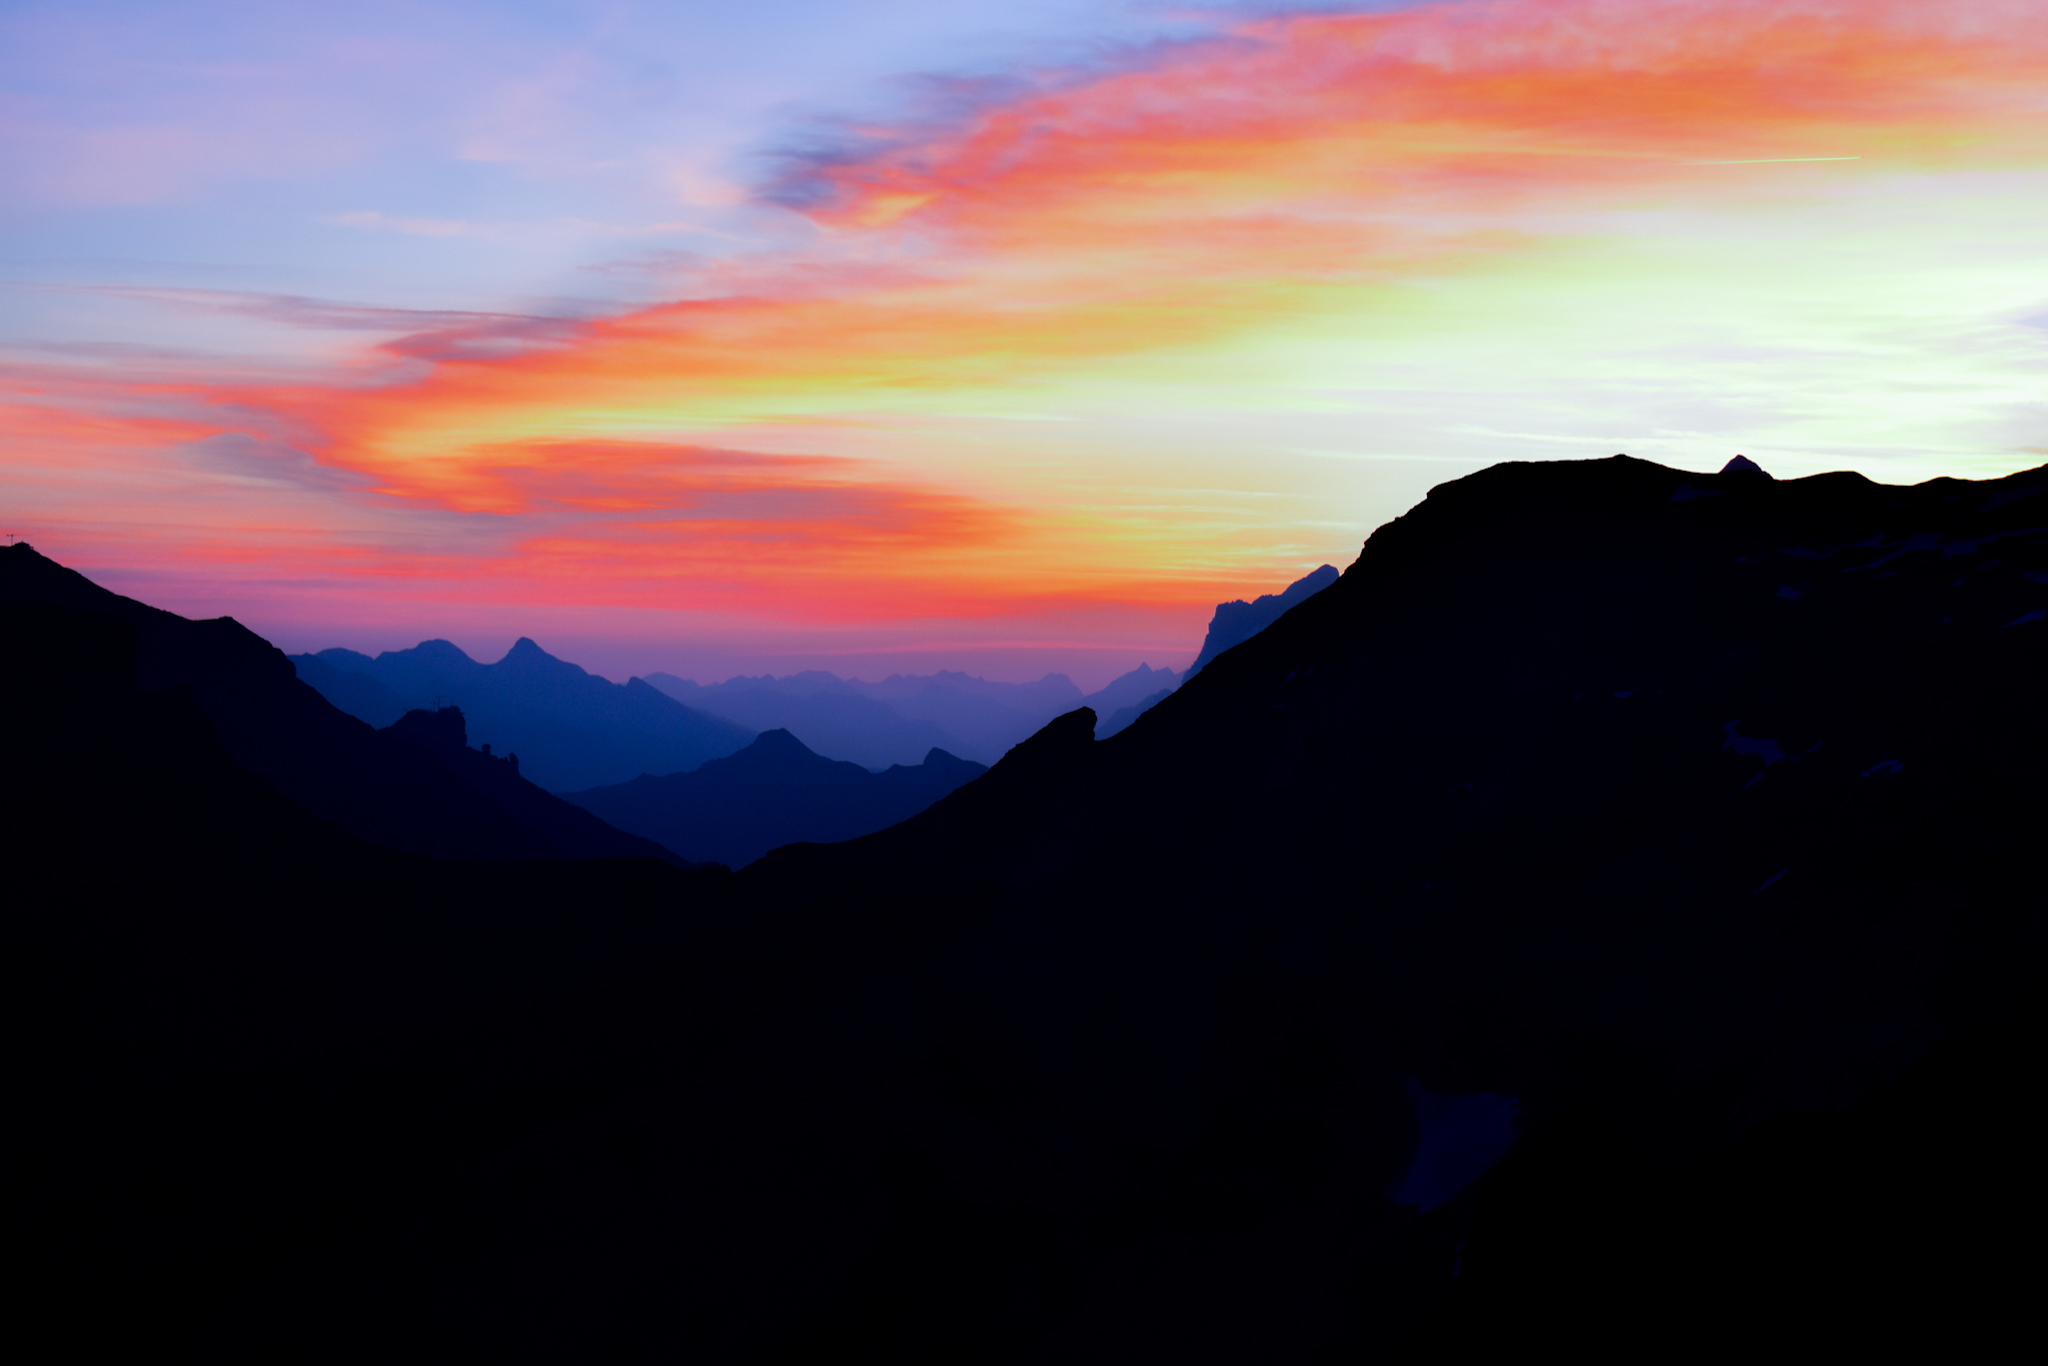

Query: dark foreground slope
left=9, top=456, right=2044, bottom=1362
left=380, top=705, right=689, bottom=867
left=1187, top=561, right=1339, bottom=674
left=0, top=545, right=667, bottom=863
left=564, top=727, right=987, bottom=867
left=599, top=455, right=2046, bottom=1360
left=4, top=602, right=722, bottom=1356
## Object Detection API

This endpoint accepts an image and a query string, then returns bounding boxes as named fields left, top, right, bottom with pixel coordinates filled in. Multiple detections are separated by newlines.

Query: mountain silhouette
left=671, top=454, right=2045, bottom=1359
left=563, top=727, right=987, bottom=868
left=1186, top=562, right=1339, bottom=674
left=0, top=543, right=675, bottom=863
left=10, top=455, right=2045, bottom=1360
left=1099, top=685, right=1173, bottom=738
left=6, top=594, right=723, bottom=1358
left=292, top=638, right=753, bottom=790
left=645, top=670, right=964, bottom=770
left=380, top=704, right=690, bottom=866
left=646, top=668, right=1084, bottom=767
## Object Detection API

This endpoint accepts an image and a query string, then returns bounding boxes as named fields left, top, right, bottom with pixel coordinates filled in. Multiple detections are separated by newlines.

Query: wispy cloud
left=9, top=0, right=2048, bottom=651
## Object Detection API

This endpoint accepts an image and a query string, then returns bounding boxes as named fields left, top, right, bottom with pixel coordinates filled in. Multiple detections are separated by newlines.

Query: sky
left=4, top=0, right=2045, bottom=688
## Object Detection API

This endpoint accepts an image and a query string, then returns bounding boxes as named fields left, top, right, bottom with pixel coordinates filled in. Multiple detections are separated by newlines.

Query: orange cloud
left=791, top=0, right=2046, bottom=246
left=258, top=3, right=2040, bottom=474
left=15, top=1, right=2048, bottom=643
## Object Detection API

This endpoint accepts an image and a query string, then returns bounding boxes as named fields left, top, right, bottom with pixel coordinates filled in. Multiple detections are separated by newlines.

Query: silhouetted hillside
left=287, top=650, right=410, bottom=726
left=679, top=455, right=2045, bottom=1359
left=563, top=728, right=987, bottom=867
left=1187, top=562, right=1338, bottom=674
left=647, top=668, right=1083, bottom=767
left=5, top=598, right=721, bottom=1358
left=1099, top=685, right=1173, bottom=738
left=381, top=705, right=689, bottom=867
left=0, top=544, right=671, bottom=863
left=10, top=456, right=2045, bottom=1361
left=1080, top=661, right=1180, bottom=738
left=292, top=638, right=753, bottom=790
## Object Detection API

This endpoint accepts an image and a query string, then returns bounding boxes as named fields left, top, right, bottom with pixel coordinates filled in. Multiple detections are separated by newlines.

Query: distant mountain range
left=646, top=663, right=1197, bottom=767
left=285, top=566, right=1337, bottom=782
left=646, top=668, right=1086, bottom=768
left=635, top=567, right=1344, bottom=761
left=290, top=639, right=753, bottom=791
left=563, top=729, right=987, bottom=868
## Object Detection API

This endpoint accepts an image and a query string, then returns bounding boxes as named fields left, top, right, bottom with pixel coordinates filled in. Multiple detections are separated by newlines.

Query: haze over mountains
left=16, top=454, right=2040, bottom=1359
left=289, top=569, right=1338, bottom=778
left=274, top=566, right=1332, bottom=868
left=564, top=730, right=987, bottom=869
left=645, top=662, right=1202, bottom=768
left=290, top=639, right=753, bottom=792
left=640, top=572, right=1338, bottom=762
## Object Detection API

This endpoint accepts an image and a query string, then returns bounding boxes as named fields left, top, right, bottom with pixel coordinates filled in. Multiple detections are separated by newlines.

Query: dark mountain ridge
left=6, top=597, right=722, bottom=1357
left=563, top=728, right=989, bottom=868
left=381, top=704, right=690, bottom=867
left=0, top=545, right=670, bottom=864
left=293, top=636, right=753, bottom=791
left=670, top=453, right=2045, bottom=1357
left=9, top=454, right=2044, bottom=1360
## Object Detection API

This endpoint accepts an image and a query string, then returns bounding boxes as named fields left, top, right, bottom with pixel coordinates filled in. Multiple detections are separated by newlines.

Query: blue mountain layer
left=563, top=728, right=987, bottom=868
left=291, top=637, right=753, bottom=791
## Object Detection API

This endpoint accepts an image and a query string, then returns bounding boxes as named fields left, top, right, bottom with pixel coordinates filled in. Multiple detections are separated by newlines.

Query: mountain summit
left=563, top=727, right=987, bottom=868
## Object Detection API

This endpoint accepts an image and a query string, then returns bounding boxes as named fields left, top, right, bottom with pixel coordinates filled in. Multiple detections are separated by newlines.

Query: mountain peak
left=392, top=639, right=473, bottom=665
left=750, top=727, right=816, bottom=756
left=1720, top=454, right=1772, bottom=478
left=496, top=636, right=591, bottom=678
